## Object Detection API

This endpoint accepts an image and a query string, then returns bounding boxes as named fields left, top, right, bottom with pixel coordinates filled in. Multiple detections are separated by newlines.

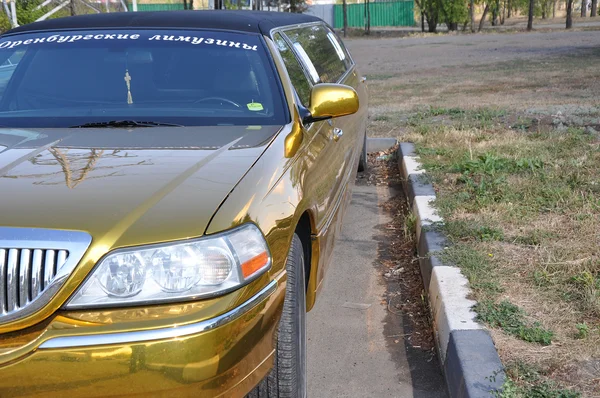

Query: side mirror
left=303, top=83, right=359, bottom=125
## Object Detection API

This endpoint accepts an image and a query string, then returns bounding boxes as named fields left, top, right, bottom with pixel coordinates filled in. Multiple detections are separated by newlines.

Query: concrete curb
left=367, top=138, right=505, bottom=398
left=396, top=142, right=505, bottom=398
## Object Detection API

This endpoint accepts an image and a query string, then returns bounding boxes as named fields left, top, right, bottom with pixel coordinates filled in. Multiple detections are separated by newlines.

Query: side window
left=273, top=32, right=311, bottom=106
left=325, top=29, right=353, bottom=71
left=283, top=25, right=349, bottom=84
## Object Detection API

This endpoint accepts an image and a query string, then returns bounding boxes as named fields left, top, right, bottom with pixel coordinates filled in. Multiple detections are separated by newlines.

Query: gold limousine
left=0, top=10, right=368, bottom=397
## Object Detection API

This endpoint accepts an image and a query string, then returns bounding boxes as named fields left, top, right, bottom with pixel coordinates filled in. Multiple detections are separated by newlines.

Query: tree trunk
left=447, top=22, right=458, bottom=30
left=470, top=0, right=475, bottom=31
left=365, top=0, right=371, bottom=34
left=527, top=0, right=534, bottom=30
left=581, top=0, right=587, bottom=15
left=478, top=3, right=489, bottom=31
left=592, top=0, right=597, bottom=16
left=501, top=0, right=506, bottom=24
left=343, top=0, right=348, bottom=37
left=542, top=5, right=546, bottom=17
left=421, top=12, right=425, bottom=32
left=507, top=0, right=512, bottom=17
left=553, top=0, right=556, bottom=17
left=70, top=0, right=76, bottom=15
left=428, top=14, right=438, bottom=32
left=566, top=0, right=574, bottom=27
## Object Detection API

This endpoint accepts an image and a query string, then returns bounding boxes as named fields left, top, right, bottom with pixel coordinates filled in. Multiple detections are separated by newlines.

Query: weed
left=404, top=212, right=417, bottom=240
left=496, top=362, right=582, bottom=398
left=575, top=323, right=589, bottom=339
left=374, top=114, right=391, bottom=122
left=514, top=230, right=556, bottom=246
left=367, top=74, right=395, bottom=80
left=444, top=220, right=504, bottom=242
left=475, top=300, right=554, bottom=345
left=569, top=271, right=600, bottom=315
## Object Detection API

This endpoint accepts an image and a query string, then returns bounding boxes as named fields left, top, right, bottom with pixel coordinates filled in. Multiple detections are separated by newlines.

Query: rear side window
left=284, top=25, right=350, bottom=84
left=273, top=32, right=311, bottom=106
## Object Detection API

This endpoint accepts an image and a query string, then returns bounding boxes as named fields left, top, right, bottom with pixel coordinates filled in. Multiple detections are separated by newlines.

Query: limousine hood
left=0, top=125, right=281, bottom=250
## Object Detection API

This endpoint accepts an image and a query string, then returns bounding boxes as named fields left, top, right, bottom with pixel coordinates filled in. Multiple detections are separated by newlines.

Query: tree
left=342, top=0, right=348, bottom=37
left=527, top=0, right=534, bottom=30
left=566, top=0, right=574, bottom=27
left=415, top=0, right=441, bottom=32
left=491, top=0, right=500, bottom=25
left=581, top=0, right=586, bottom=16
left=478, top=3, right=489, bottom=31
left=592, top=0, right=597, bottom=16
left=364, top=0, right=370, bottom=34
left=285, top=0, right=307, bottom=13
left=470, top=0, right=475, bottom=31
left=443, top=0, right=468, bottom=30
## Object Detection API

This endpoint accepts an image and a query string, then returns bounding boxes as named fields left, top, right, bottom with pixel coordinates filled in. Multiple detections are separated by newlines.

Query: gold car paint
left=307, top=83, right=359, bottom=120
left=0, top=275, right=286, bottom=397
left=209, top=34, right=367, bottom=310
left=0, top=31, right=366, bottom=396
left=0, top=128, right=279, bottom=334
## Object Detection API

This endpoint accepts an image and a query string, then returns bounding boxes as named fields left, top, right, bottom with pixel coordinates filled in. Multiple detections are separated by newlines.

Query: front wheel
left=247, top=234, right=307, bottom=398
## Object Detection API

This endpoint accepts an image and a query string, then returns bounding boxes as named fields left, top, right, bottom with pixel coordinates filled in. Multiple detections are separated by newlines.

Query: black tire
left=247, top=234, right=307, bottom=398
left=358, top=132, right=367, bottom=172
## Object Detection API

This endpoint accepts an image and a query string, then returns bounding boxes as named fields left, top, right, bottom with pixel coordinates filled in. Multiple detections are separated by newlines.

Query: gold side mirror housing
left=304, top=83, right=359, bottom=124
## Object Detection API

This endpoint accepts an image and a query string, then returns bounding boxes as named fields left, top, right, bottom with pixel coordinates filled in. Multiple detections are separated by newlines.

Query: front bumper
left=0, top=280, right=283, bottom=397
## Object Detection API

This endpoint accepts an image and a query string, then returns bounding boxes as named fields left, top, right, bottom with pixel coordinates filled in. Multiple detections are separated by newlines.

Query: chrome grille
left=0, top=228, right=92, bottom=325
left=0, top=248, right=69, bottom=315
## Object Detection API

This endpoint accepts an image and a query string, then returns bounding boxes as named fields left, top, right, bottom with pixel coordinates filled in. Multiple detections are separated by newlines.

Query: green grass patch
left=367, top=73, right=397, bottom=81
left=496, top=362, right=581, bottom=398
left=438, top=244, right=503, bottom=299
left=476, top=300, right=554, bottom=345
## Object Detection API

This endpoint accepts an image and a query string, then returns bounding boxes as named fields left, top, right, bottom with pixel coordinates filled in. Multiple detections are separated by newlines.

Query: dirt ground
left=346, top=29, right=600, bottom=138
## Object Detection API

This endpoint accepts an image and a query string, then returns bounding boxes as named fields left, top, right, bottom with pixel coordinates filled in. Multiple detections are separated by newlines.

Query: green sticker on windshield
left=247, top=102, right=264, bottom=111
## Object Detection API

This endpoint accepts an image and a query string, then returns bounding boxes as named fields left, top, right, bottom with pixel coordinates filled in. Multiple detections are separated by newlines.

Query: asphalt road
left=306, top=184, right=447, bottom=398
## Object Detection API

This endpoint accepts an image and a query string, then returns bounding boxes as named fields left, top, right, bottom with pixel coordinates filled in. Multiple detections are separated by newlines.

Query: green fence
left=334, top=1, right=414, bottom=28
left=126, top=3, right=185, bottom=11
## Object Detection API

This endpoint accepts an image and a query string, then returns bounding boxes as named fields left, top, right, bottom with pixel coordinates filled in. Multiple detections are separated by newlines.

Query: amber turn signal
left=241, top=251, right=270, bottom=279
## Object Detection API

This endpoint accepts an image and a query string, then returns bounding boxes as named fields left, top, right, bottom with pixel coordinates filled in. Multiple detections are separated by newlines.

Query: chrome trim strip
left=39, top=280, right=278, bottom=349
left=18, top=249, right=31, bottom=306
left=31, top=249, right=42, bottom=296
left=6, top=249, right=18, bottom=312
left=43, top=250, right=55, bottom=289
left=0, top=249, right=5, bottom=314
left=57, top=250, right=68, bottom=272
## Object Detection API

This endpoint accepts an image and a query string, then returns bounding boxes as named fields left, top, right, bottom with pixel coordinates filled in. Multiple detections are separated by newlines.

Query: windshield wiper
left=70, top=120, right=183, bottom=128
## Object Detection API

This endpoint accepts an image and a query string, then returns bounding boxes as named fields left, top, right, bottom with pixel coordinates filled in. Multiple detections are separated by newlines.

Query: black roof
left=4, top=10, right=322, bottom=37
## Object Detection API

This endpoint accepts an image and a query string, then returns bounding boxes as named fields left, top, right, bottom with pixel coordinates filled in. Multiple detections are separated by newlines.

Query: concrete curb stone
left=367, top=138, right=505, bottom=398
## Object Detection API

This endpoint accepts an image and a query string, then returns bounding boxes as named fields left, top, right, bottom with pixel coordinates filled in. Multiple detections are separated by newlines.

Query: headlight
left=66, top=224, right=271, bottom=309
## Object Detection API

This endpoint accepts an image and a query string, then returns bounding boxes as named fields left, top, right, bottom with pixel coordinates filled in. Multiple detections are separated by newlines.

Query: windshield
left=0, top=29, right=287, bottom=127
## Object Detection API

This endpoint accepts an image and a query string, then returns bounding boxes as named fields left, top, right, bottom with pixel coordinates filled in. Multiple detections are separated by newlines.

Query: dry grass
left=412, top=123, right=600, bottom=396
left=354, top=30, right=600, bottom=396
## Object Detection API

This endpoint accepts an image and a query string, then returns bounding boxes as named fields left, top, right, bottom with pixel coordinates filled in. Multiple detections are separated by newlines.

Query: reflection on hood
left=0, top=124, right=283, bottom=248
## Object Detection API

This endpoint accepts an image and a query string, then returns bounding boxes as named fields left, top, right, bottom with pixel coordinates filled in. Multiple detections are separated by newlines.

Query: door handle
left=333, top=128, right=343, bottom=142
